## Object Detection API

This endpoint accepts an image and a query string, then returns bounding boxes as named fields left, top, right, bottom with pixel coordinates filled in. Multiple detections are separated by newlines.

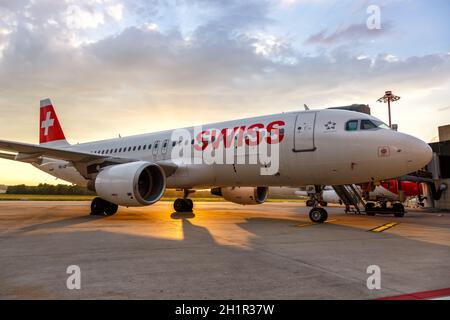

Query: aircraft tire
left=104, top=202, right=119, bottom=216
left=185, top=199, right=194, bottom=211
left=91, top=197, right=106, bottom=215
left=174, top=198, right=192, bottom=212
left=306, top=200, right=314, bottom=207
left=309, top=207, right=328, bottom=223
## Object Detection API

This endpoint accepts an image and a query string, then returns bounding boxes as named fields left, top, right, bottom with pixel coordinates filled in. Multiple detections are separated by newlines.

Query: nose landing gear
left=309, top=207, right=328, bottom=223
left=173, top=198, right=193, bottom=212
left=306, top=185, right=329, bottom=223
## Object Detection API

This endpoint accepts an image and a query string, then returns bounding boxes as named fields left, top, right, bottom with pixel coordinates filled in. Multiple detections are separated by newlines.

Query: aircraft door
left=293, top=112, right=317, bottom=152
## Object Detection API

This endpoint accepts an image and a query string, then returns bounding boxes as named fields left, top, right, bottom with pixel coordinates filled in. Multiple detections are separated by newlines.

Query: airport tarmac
left=0, top=201, right=449, bottom=299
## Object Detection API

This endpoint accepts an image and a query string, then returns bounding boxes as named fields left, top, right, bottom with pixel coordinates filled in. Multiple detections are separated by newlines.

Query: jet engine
left=91, top=161, right=166, bottom=207
left=211, top=186, right=268, bottom=205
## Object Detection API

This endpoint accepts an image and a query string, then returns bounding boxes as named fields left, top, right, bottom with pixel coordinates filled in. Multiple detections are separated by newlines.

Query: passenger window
left=114, top=149, right=118, bottom=153
left=148, top=144, right=152, bottom=149
left=138, top=146, right=141, bottom=151
left=172, top=141, right=176, bottom=147
left=143, top=145, right=146, bottom=150
left=361, top=120, right=377, bottom=130
left=133, top=146, right=136, bottom=151
left=345, top=120, right=359, bottom=131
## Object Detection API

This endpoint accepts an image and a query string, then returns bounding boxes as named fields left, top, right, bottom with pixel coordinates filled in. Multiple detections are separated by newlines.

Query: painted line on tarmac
left=296, top=219, right=337, bottom=227
left=369, top=222, right=399, bottom=233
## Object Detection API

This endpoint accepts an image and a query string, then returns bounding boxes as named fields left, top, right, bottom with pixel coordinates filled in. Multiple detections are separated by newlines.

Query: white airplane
left=0, top=99, right=432, bottom=223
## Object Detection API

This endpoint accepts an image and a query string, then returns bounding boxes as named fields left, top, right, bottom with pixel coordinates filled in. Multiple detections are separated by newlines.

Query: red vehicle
left=364, top=179, right=425, bottom=217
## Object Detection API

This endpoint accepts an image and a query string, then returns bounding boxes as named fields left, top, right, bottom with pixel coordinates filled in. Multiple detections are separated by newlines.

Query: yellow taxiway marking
left=296, top=219, right=338, bottom=227
left=369, top=222, right=399, bottom=233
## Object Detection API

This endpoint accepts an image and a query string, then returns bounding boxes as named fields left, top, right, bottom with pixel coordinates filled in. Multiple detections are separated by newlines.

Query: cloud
left=305, top=22, right=393, bottom=45
left=0, top=0, right=448, bottom=143
left=106, top=3, right=124, bottom=21
left=0, top=0, right=449, bottom=185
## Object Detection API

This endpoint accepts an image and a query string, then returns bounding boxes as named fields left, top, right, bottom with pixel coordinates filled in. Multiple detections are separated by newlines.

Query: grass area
left=0, top=194, right=305, bottom=202
left=0, top=194, right=96, bottom=201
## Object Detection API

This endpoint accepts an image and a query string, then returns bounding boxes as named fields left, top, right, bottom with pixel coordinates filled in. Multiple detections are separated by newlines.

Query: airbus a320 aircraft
left=0, top=99, right=432, bottom=223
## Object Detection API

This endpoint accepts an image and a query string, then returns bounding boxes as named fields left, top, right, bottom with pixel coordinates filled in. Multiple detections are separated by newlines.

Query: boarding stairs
left=332, top=184, right=365, bottom=214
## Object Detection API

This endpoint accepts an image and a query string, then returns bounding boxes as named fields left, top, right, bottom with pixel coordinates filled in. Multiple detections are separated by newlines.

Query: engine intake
left=93, top=161, right=166, bottom=207
left=211, top=186, right=268, bottom=205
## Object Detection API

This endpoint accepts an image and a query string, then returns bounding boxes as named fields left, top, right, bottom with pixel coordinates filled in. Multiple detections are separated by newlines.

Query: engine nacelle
left=211, top=186, right=268, bottom=205
left=322, top=189, right=341, bottom=204
left=93, top=161, right=166, bottom=207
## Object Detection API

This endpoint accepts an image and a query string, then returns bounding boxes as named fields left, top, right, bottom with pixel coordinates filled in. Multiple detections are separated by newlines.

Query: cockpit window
left=361, top=120, right=378, bottom=130
left=361, top=119, right=390, bottom=130
left=372, top=120, right=390, bottom=129
left=345, top=120, right=359, bottom=131
left=346, top=119, right=390, bottom=132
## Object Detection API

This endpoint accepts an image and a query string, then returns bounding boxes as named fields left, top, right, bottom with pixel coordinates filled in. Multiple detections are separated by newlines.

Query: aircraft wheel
left=306, top=200, right=314, bottom=207
left=91, top=197, right=106, bottom=215
left=104, top=202, right=119, bottom=216
left=185, top=199, right=194, bottom=211
left=309, top=207, right=328, bottom=223
left=174, top=198, right=192, bottom=212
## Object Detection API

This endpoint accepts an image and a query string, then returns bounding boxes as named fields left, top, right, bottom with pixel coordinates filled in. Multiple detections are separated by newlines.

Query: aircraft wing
left=0, top=139, right=104, bottom=163
left=0, top=139, right=178, bottom=178
left=0, top=152, right=16, bottom=161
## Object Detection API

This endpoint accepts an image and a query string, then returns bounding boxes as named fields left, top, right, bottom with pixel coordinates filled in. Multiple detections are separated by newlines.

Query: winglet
left=39, top=99, right=68, bottom=146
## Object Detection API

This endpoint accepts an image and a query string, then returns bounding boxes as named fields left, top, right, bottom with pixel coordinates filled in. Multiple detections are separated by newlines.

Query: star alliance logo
left=325, top=121, right=336, bottom=130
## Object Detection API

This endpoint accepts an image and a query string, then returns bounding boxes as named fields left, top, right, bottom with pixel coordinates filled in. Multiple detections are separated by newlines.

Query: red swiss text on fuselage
left=194, top=120, right=285, bottom=151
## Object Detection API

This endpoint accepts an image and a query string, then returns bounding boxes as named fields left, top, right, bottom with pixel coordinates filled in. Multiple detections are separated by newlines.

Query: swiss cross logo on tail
left=41, top=111, right=54, bottom=136
left=39, top=99, right=67, bottom=145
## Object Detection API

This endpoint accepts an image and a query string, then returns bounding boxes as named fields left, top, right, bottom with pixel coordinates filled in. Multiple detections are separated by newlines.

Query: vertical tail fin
left=39, top=99, right=69, bottom=146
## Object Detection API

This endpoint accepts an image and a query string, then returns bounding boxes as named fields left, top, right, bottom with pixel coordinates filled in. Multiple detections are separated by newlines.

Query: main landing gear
left=173, top=198, right=193, bottom=212
left=91, top=197, right=118, bottom=216
left=173, top=189, right=194, bottom=213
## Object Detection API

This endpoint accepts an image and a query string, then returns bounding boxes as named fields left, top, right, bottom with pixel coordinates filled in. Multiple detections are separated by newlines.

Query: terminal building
left=427, top=125, right=450, bottom=210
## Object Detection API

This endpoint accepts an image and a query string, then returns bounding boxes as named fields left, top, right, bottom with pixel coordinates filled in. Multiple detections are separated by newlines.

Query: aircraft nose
left=404, top=136, right=432, bottom=170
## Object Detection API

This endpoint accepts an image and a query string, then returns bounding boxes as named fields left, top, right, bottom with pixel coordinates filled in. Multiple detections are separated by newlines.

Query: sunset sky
left=0, top=0, right=449, bottom=185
